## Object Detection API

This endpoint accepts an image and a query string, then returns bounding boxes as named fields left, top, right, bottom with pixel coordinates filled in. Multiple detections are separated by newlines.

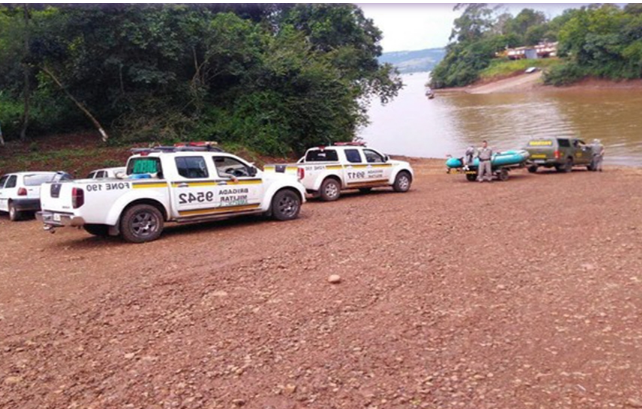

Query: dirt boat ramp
left=1, top=160, right=641, bottom=409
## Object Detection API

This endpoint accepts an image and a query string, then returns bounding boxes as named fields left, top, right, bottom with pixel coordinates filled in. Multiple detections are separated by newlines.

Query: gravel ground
left=1, top=160, right=641, bottom=409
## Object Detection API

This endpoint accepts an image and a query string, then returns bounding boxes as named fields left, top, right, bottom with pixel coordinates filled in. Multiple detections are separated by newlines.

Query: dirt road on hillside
left=1, top=160, right=642, bottom=409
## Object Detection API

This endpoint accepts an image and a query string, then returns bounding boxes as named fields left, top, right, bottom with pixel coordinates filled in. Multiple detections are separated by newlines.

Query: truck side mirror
left=384, top=155, right=389, bottom=162
left=248, top=166, right=258, bottom=177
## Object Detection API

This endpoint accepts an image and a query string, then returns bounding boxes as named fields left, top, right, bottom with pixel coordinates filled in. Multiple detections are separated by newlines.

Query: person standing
left=477, top=140, right=493, bottom=182
left=591, top=139, right=605, bottom=172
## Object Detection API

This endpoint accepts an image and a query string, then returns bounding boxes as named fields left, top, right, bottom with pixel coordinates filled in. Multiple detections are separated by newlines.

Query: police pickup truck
left=264, top=143, right=414, bottom=201
left=36, top=145, right=306, bottom=243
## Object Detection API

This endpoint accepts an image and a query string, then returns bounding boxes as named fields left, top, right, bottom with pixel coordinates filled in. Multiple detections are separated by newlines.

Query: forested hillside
left=379, top=48, right=445, bottom=74
left=0, top=4, right=401, bottom=155
left=431, top=3, right=642, bottom=88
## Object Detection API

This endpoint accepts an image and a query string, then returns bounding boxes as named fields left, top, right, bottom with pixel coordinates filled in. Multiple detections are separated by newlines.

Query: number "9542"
left=178, top=192, right=214, bottom=204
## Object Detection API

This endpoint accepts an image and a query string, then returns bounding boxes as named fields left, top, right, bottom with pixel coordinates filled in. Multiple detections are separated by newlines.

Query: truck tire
left=120, top=204, right=164, bottom=243
left=8, top=202, right=22, bottom=222
left=320, top=178, right=341, bottom=201
left=498, top=168, right=509, bottom=181
left=271, top=189, right=301, bottom=221
left=393, top=171, right=412, bottom=192
left=560, top=158, right=573, bottom=173
left=83, top=224, right=110, bottom=237
left=527, top=165, right=538, bottom=173
left=466, top=173, right=477, bottom=182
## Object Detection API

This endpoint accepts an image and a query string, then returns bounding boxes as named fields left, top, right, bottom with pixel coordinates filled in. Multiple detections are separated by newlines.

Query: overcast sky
left=358, top=3, right=588, bottom=52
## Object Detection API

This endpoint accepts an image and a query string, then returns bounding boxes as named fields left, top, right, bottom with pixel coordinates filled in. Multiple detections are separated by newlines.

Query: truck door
left=363, top=149, right=393, bottom=184
left=171, top=155, right=219, bottom=218
left=343, top=148, right=368, bottom=187
left=212, top=156, right=264, bottom=213
left=574, top=139, right=591, bottom=164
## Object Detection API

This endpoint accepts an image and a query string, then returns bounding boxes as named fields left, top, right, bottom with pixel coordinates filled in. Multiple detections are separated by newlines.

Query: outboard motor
left=463, top=146, right=475, bottom=170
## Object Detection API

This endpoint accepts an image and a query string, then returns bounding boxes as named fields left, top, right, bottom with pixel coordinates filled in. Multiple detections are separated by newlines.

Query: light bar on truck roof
left=130, top=143, right=224, bottom=155
left=333, top=141, right=366, bottom=146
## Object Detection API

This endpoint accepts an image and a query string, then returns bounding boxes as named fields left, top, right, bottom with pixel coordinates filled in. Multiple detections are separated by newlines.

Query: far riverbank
left=436, top=72, right=642, bottom=95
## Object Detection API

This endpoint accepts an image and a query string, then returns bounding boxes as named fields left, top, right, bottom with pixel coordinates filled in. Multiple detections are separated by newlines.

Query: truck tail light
left=72, top=187, right=84, bottom=209
left=554, top=150, right=560, bottom=159
left=297, top=167, right=305, bottom=180
left=17, top=187, right=27, bottom=196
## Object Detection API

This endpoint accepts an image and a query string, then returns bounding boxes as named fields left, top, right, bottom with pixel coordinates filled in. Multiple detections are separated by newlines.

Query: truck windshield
left=127, top=158, right=162, bottom=175
left=305, top=149, right=338, bottom=162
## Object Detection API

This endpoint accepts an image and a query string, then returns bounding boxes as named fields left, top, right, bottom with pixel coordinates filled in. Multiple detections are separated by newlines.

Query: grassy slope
left=479, top=58, right=562, bottom=82
left=0, top=133, right=293, bottom=177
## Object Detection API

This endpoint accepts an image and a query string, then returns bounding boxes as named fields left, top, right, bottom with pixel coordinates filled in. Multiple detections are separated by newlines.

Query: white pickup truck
left=264, top=143, right=414, bottom=201
left=37, top=147, right=306, bottom=243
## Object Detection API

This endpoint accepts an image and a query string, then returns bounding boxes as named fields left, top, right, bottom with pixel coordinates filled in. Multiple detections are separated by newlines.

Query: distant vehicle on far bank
left=524, top=138, right=594, bottom=173
left=87, top=167, right=126, bottom=179
left=0, top=171, right=72, bottom=221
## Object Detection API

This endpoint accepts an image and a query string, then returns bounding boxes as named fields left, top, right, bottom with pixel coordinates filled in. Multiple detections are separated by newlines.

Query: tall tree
left=19, top=4, right=30, bottom=141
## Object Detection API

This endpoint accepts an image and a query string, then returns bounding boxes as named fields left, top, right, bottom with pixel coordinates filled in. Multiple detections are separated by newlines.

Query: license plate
left=53, top=213, right=61, bottom=222
left=531, top=154, right=546, bottom=159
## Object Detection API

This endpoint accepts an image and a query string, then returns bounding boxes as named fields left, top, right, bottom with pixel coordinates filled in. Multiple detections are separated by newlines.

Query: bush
left=543, top=62, right=586, bottom=86
left=0, top=94, right=23, bottom=138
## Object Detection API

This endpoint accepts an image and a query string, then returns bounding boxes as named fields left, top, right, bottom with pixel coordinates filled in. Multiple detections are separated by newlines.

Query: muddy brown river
left=360, top=72, right=642, bottom=166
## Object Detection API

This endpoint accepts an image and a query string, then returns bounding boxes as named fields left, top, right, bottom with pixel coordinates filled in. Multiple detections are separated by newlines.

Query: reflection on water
left=359, top=72, right=642, bottom=166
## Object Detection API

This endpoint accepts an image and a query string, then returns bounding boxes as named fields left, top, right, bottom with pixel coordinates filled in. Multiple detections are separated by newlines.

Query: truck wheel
left=271, top=190, right=301, bottom=221
left=120, top=204, right=164, bottom=243
left=498, top=169, right=509, bottom=181
left=393, top=171, right=412, bottom=192
left=557, top=158, right=573, bottom=173
left=320, top=178, right=341, bottom=201
left=466, top=173, right=477, bottom=182
left=8, top=202, right=22, bottom=222
left=527, top=165, right=538, bottom=173
left=83, top=224, right=110, bottom=237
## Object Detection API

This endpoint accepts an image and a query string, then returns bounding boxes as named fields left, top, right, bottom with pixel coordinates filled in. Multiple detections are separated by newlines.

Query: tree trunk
left=41, top=65, right=109, bottom=142
left=20, top=4, right=30, bottom=141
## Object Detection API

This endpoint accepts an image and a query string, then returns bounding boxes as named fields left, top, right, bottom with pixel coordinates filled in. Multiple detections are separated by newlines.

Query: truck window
left=214, top=157, right=251, bottom=178
left=127, top=158, right=162, bottom=176
left=24, top=174, right=55, bottom=186
left=87, top=171, right=96, bottom=179
left=344, top=149, right=362, bottom=163
left=176, top=156, right=209, bottom=179
left=557, top=139, right=570, bottom=148
left=0, top=175, right=9, bottom=189
left=305, top=149, right=338, bottom=162
left=363, top=149, right=385, bottom=163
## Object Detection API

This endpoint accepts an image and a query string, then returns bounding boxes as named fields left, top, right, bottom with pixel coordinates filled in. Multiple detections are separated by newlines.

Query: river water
left=360, top=72, right=642, bottom=166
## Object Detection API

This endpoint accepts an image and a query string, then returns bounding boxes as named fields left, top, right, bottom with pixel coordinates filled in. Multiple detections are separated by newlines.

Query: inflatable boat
left=446, top=149, right=530, bottom=181
left=446, top=149, right=530, bottom=169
